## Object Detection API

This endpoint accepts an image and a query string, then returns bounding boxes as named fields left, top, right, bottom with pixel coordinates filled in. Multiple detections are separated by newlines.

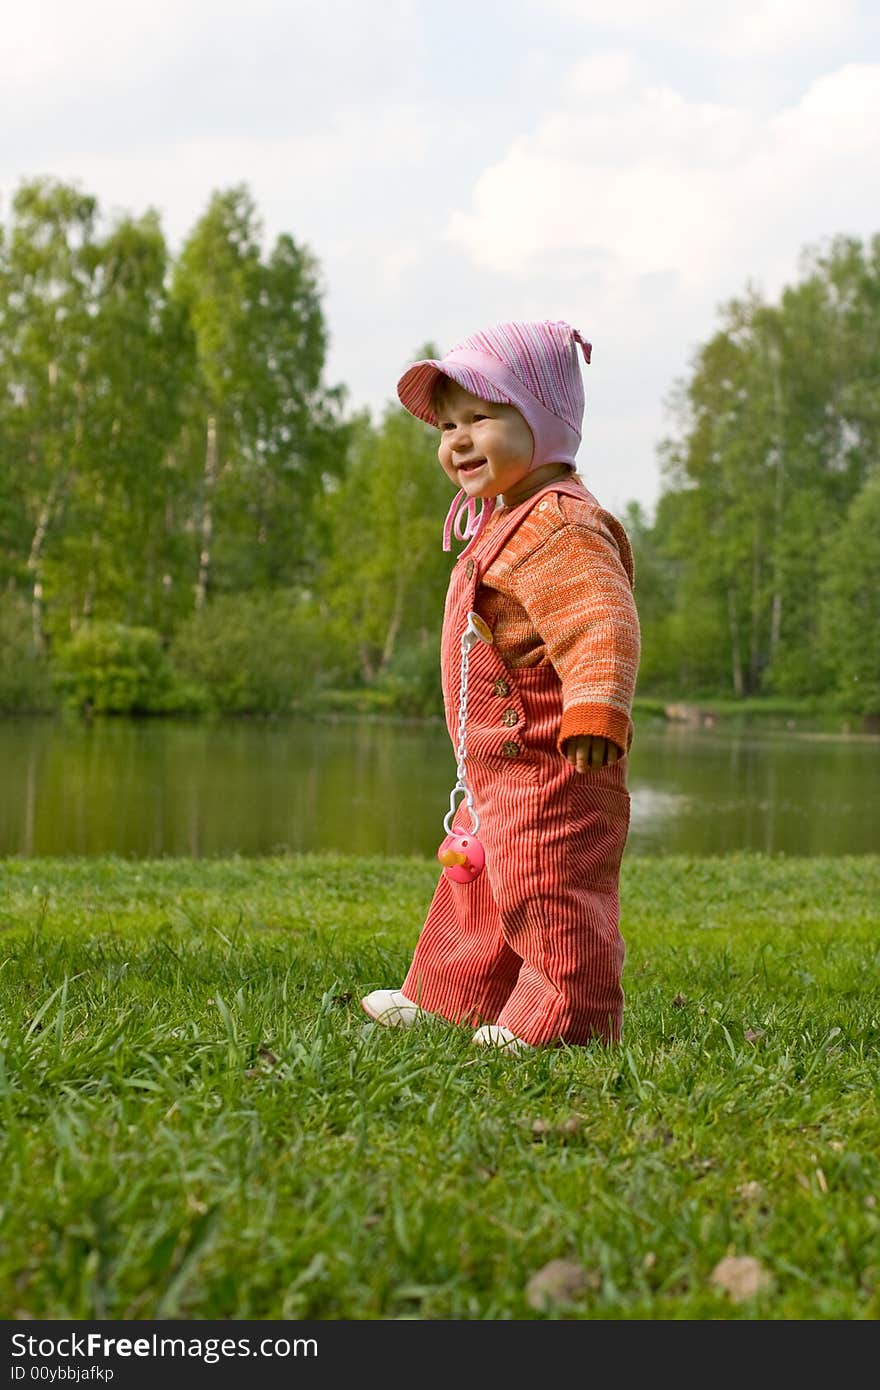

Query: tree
left=0, top=179, right=192, bottom=648
left=319, top=363, right=454, bottom=693
left=171, top=186, right=348, bottom=607
left=647, top=232, right=880, bottom=700
left=656, top=298, right=781, bottom=696
left=0, top=179, right=102, bottom=650
left=819, top=471, right=880, bottom=716
left=48, top=208, right=194, bottom=635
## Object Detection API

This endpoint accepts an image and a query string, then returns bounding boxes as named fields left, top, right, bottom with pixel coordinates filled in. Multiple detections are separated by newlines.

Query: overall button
left=501, top=708, right=519, bottom=727
left=465, top=559, right=475, bottom=578
left=502, top=741, right=520, bottom=758
left=492, top=678, right=510, bottom=697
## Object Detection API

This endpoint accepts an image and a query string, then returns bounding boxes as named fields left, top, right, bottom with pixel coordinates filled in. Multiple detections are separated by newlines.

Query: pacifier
left=461, top=610, right=493, bottom=651
left=438, top=787, right=486, bottom=883
left=437, top=829, right=486, bottom=883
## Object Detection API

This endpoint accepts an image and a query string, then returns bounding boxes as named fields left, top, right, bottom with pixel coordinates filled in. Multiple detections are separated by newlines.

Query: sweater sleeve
left=503, top=503, right=641, bottom=754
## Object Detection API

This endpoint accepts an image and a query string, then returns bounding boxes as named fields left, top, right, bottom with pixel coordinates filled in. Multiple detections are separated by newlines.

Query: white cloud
left=536, top=0, right=860, bottom=57
left=447, top=63, right=880, bottom=286
left=0, top=0, right=423, bottom=151
left=440, top=59, right=880, bottom=511
left=563, top=50, right=639, bottom=98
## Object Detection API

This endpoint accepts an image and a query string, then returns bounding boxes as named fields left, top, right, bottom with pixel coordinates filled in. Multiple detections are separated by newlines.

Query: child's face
left=435, top=381, right=534, bottom=500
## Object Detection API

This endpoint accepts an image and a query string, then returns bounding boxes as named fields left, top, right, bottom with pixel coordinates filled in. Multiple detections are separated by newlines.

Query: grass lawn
left=0, top=852, right=878, bottom=1321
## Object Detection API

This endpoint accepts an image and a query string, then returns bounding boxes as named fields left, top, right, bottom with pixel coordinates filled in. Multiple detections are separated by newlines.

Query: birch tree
left=171, top=186, right=347, bottom=607
left=0, top=180, right=191, bottom=647
left=0, top=180, right=100, bottom=650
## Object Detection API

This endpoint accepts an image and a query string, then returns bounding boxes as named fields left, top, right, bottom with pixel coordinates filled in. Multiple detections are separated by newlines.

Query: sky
left=2, top=0, right=879, bottom=515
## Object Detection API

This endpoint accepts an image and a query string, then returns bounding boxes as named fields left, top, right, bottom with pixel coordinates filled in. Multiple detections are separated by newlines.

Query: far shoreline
left=2, top=694, right=878, bottom=738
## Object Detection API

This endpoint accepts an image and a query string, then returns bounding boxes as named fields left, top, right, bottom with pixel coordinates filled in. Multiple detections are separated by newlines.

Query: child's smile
left=435, top=380, right=572, bottom=508
left=435, top=381, right=535, bottom=502
left=456, top=455, right=487, bottom=474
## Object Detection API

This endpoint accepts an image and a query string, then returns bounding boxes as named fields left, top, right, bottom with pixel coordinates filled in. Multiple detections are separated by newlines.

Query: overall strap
left=472, top=477, right=600, bottom=579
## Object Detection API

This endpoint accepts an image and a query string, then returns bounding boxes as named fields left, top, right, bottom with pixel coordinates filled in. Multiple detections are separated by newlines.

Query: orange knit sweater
left=475, top=490, right=641, bottom=754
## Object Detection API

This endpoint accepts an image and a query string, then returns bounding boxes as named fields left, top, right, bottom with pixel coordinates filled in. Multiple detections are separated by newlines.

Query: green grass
left=1, top=853, right=878, bottom=1321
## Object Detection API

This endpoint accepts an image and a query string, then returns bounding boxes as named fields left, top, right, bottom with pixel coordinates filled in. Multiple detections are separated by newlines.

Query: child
left=362, top=320, right=641, bottom=1052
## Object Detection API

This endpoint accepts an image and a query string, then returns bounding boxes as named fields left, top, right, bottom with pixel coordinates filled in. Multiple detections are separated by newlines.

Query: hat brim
left=397, top=359, right=514, bottom=427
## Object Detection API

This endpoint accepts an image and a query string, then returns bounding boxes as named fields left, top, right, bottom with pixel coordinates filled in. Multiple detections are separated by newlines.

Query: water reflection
left=1, top=716, right=878, bottom=859
left=627, top=724, right=879, bottom=856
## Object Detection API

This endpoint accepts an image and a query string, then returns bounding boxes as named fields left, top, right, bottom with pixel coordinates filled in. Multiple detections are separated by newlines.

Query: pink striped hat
left=397, top=319, right=592, bottom=552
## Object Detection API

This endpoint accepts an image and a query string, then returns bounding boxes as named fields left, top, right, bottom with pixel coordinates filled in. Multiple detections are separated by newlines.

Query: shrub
left=168, top=591, right=347, bottom=714
left=373, top=636, right=443, bottom=717
left=52, top=622, right=176, bottom=714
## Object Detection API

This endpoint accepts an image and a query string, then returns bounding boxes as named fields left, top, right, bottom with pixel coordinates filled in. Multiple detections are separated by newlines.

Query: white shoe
left=361, top=989, right=428, bottom=1028
left=471, top=1023, right=533, bottom=1053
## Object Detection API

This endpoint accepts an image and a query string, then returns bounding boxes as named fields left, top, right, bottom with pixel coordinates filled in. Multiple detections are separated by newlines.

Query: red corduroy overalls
left=402, top=478, right=630, bottom=1045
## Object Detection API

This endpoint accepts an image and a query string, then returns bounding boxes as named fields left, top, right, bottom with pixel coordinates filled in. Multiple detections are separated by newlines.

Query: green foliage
left=372, top=633, right=443, bottom=717
left=171, top=186, right=350, bottom=599
left=0, top=179, right=195, bottom=646
left=169, top=590, right=348, bottom=714
left=317, top=400, right=453, bottom=690
left=2, top=178, right=878, bottom=719
left=0, top=177, right=347, bottom=669
left=819, top=471, right=880, bottom=714
left=0, top=589, right=55, bottom=711
left=300, top=686, right=405, bottom=716
left=643, top=233, right=880, bottom=708
left=52, top=621, right=176, bottom=714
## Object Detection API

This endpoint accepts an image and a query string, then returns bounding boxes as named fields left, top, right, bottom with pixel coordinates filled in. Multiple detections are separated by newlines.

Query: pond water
left=1, top=715, right=878, bottom=859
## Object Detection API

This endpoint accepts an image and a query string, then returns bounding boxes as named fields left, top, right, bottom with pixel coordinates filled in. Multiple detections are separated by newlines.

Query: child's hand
left=564, top=735, right=621, bottom=773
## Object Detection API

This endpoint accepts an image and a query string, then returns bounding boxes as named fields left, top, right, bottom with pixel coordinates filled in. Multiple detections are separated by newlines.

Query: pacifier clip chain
left=437, top=610, right=493, bottom=882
